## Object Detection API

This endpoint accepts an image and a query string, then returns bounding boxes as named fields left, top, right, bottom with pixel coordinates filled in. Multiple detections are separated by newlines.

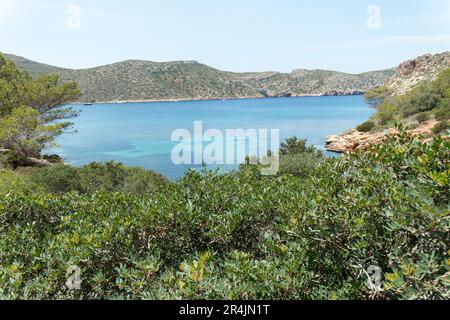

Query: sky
left=0, top=0, right=449, bottom=73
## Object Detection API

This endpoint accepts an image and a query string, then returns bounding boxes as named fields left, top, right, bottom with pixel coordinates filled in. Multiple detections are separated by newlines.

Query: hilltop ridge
left=3, top=53, right=394, bottom=102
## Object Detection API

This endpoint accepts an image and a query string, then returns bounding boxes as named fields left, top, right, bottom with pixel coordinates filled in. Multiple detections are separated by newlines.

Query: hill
left=3, top=53, right=67, bottom=79
left=3, top=53, right=394, bottom=102
left=326, top=52, right=450, bottom=153
left=386, top=52, right=450, bottom=95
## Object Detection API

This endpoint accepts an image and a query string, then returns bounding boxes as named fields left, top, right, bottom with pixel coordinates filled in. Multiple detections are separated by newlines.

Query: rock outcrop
left=386, top=52, right=450, bottom=95
left=325, top=121, right=437, bottom=153
left=322, top=90, right=364, bottom=96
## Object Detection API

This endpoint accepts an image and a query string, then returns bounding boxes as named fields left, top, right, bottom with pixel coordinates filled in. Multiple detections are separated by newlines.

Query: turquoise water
left=50, top=96, right=373, bottom=180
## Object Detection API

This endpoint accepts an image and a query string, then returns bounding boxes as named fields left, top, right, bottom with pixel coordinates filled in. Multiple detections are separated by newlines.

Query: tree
left=280, top=137, right=319, bottom=156
left=0, top=106, right=70, bottom=159
left=0, top=54, right=81, bottom=161
left=364, top=86, right=393, bottom=108
left=0, top=56, right=31, bottom=117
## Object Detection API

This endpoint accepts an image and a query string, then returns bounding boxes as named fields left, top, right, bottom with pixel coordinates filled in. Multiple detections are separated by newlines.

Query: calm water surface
left=50, top=96, right=373, bottom=180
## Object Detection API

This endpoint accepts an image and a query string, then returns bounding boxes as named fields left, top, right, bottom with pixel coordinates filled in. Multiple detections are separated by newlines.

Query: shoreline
left=74, top=93, right=363, bottom=105
left=325, top=120, right=439, bottom=154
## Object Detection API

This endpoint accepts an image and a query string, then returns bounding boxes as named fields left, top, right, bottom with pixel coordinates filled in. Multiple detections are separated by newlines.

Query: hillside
left=326, top=52, right=450, bottom=153
left=386, top=52, right=450, bottom=95
left=3, top=53, right=393, bottom=102
left=3, top=53, right=67, bottom=79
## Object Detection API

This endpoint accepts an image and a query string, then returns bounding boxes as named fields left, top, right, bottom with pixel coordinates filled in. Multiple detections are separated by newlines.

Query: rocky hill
left=386, top=52, right=450, bottom=95
left=325, top=51, right=450, bottom=153
left=3, top=53, right=393, bottom=102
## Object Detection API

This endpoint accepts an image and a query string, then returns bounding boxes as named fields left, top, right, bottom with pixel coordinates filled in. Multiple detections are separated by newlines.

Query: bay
left=49, top=96, right=373, bottom=180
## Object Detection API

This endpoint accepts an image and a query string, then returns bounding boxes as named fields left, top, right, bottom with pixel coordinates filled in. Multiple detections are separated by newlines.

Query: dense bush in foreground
left=0, top=132, right=449, bottom=300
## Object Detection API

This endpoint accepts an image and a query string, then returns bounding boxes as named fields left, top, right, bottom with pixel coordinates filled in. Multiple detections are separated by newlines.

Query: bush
left=78, top=161, right=168, bottom=194
left=29, top=161, right=168, bottom=195
left=0, top=132, right=448, bottom=300
left=279, top=152, right=323, bottom=178
left=369, top=68, right=450, bottom=123
left=121, top=167, right=170, bottom=195
left=279, top=137, right=319, bottom=156
left=432, top=120, right=450, bottom=134
left=376, top=102, right=398, bottom=125
left=406, top=83, right=441, bottom=113
left=416, top=113, right=429, bottom=123
left=434, top=106, right=450, bottom=121
left=0, top=170, right=40, bottom=194
left=363, top=86, right=393, bottom=107
left=356, top=121, right=375, bottom=132
left=78, top=161, right=128, bottom=193
left=30, top=165, right=83, bottom=194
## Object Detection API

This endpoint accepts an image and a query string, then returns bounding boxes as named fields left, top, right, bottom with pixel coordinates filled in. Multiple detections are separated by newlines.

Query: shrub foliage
left=0, top=132, right=448, bottom=300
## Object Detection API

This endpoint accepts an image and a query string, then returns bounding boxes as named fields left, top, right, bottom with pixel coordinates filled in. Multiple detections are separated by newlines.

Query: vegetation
left=0, top=162, right=168, bottom=196
left=433, top=120, right=450, bottom=134
left=0, top=54, right=448, bottom=301
left=363, top=86, right=393, bottom=107
left=356, top=121, right=375, bottom=132
left=363, top=68, right=450, bottom=129
left=0, top=54, right=80, bottom=164
left=0, top=131, right=448, bottom=300
left=416, top=113, right=430, bottom=123
left=435, top=106, right=450, bottom=121
left=385, top=52, right=450, bottom=96
left=4, top=53, right=394, bottom=102
left=279, top=137, right=321, bottom=156
left=29, top=162, right=168, bottom=195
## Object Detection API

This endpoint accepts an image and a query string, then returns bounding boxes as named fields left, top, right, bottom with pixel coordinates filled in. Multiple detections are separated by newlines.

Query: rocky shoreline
left=76, top=91, right=365, bottom=105
left=325, top=120, right=438, bottom=153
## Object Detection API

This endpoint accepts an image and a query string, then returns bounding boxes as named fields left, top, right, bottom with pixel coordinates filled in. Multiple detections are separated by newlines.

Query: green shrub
left=376, top=102, right=398, bottom=125
left=0, top=132, right=448, bottom=300
left=368, top=68, right=450, bottom=123
left=416, top=112, right=429, bottom=123
left=78, top=161, right=168, bottom=194
left=0, top=153, right=10, bottom=170
left=121, top=167, right=169, bottom=195
left=279, top=137, right=319, bottom=156
left=0, top=170, right=40, bottom=194
left=78, top=161, right=128, bottom=193
left=30, top=165, right=83, bottom=194
left=432, top=120, right=450, bottom=134
left=29, top=161, right=168, bottom=195
left=406, top=83, right=441, bottom=113
left=279, top=152, right=323, bottom=178
left=434, top=106, right=450, bottom=121
left=363, top=86, right=393, bottom=107
left=356, top=121, right=375, bottom=132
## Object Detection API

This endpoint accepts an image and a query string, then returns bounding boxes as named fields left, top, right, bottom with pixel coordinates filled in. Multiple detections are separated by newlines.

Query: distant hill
left=386, top=52, right=450, bottom=95
left=3, top=53, right=394, bottom=102
left=4, top=53, right=67, bottom=79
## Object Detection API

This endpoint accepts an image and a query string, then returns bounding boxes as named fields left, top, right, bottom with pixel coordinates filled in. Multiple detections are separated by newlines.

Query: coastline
left=74, top=92, right=363, bottom=105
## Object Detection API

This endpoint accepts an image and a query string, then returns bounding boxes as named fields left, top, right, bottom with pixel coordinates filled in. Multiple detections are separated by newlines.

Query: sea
left=49, top=96, right=373, bottom=180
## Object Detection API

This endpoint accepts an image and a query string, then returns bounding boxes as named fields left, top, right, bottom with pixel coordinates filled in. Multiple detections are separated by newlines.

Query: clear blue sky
left=1, top=0, right=449, bottom=73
